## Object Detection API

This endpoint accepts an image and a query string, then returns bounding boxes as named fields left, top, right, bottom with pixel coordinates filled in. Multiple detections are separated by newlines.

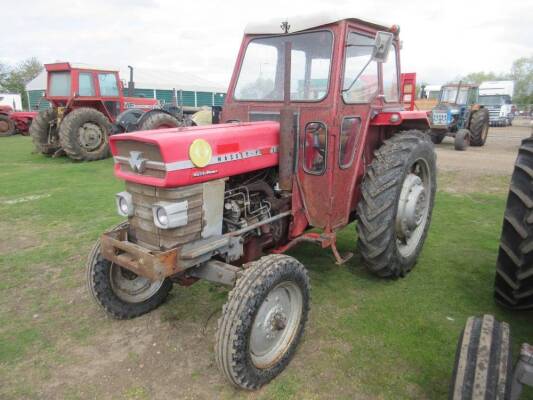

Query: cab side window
left=79, top=73, right=95, bottom=96
left=339, top=117, right=361, bottom=168
left=342, top=33, right=378, bottom=104
left=382, top=45, right=399, bottom=102
left=303, top=122, right=327, bottom=174
left=98, top=73, right=119, bottom=97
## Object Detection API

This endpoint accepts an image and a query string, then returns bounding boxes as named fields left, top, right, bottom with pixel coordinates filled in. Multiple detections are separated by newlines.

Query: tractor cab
left=44, top=62, right=158, bottom=120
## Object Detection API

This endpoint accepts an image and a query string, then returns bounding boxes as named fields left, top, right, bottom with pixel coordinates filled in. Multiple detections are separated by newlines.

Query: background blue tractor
left=429, top=82, right=490, bottom=150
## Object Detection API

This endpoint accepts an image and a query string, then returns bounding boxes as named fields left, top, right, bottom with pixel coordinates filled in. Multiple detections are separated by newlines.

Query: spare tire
left=30, top=108, right=60, bottom=155
left=58, top=107, right=112, bottom=161
left=469, top=109, right=489, bottom=147
left=0, top=114, right=16, bottom=137
left=450, top=315, right=512, bottom=400
left=139, top=112, right=181, bottom=131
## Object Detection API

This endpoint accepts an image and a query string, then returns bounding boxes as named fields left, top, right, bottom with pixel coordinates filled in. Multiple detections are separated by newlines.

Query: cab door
left=329, top=29, right=400, bottom=229
left=96, top=71, right=121, bottom=118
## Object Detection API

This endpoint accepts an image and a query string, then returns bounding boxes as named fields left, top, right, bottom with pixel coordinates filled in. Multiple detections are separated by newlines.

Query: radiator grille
left=115, top=141, right=166, bottom=178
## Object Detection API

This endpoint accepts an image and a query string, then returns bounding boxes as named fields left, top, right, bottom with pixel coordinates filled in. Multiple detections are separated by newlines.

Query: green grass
left=0, top=136, right=532, bottom=399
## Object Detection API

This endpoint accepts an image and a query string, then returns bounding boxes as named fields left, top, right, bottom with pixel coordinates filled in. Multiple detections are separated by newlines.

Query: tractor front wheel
left=0, top=114, right=16, bottom=137
left=59, top=107, right=112, bottom=161
left=469, top=108, right=490, bottom=146
left=30, top=109, right=60, bottom=155
left=87, top=223, right=173, bottom=319
left=139, top=112, right=182, bottom=131
left=429, top=129, right=446, bottom=144
left=454, top=129, right=470, bottom=151
left=215, top=254, right=310, bottom=390
left=356, top=130, right=436, bottom=278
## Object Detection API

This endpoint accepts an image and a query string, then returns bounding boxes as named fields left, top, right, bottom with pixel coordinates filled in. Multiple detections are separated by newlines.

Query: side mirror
left=372, top=31, right=394, bottom=62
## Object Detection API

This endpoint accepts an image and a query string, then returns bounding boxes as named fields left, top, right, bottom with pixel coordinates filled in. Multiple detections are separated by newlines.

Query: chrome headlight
left=115, top=191, right=134, bottom=217
left=152, top=201, right=188, bottom=229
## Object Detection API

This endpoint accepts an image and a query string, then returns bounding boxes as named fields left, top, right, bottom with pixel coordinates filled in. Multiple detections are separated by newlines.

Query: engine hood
left=110, top=121, right=280, bottom=188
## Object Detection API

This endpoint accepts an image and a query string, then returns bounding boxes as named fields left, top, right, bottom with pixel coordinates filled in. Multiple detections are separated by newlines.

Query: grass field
left=1, top=135, right=532, bottom=399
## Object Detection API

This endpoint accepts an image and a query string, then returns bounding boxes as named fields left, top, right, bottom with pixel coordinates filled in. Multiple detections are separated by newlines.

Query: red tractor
left=30, top=63, right=181, bottom=161
left=87, top=16, right=435, bottom=389
left=0, top=105, right=37, bottom=137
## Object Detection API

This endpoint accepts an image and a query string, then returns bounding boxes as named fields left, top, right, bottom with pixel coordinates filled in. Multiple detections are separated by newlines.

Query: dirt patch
left=435, top=125, right=530, bottom=194
left=0, top=220, right=42, bottom=255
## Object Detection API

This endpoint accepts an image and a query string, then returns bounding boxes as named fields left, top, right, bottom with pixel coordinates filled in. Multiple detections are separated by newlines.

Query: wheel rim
left=395, top=158, right=432, bottom=258
left=78, top=122, right=106, bottom=152
left=250, top=281, right=303, bottom=369
left=109, top=263, right=164, bottom=303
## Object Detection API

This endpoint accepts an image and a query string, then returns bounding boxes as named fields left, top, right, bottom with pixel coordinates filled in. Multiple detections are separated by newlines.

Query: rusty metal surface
left=100, top=227, right=182, bottom=281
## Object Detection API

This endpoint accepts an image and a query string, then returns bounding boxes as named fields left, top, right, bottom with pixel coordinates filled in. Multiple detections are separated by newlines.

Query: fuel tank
left=110, top=121, right=280, bottom=188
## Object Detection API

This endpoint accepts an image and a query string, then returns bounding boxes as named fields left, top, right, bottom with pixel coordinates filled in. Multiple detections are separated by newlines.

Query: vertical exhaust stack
left=279, top=41, right=294, bottom=192
left=127, top=65, right=135, bottom=97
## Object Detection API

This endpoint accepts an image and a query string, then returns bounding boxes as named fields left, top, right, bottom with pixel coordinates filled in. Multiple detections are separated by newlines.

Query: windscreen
left=49, top=72, right=71, bottom=96
left=234, top=31, right=333, bottom=101
left=441, top=87, right=469, bottom=104
left=478, top=95, right=510, bottom=106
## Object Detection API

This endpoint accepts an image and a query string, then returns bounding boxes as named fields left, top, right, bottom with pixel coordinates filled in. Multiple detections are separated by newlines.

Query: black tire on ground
left=454, top=129, right=470, bottom=151
left=58, top=107, right=112, bottom=161
left=356, top=130, right=436, bottom=278
left=429, top=129, right=446, bottom=144
left=469, top=108, right=489, bottom=146
left=0, top=114, right=16, bottom=137
left=494, top=136, right=533, bottom=310
left=86, top=222, right=173, bottom=319
left=450, top=315, right=512, bottom=400
left=138, top=112, right=182, bottom=131
left=215, top=254, right=310, bottom=390
left=29, top=108, right=60, bottom=155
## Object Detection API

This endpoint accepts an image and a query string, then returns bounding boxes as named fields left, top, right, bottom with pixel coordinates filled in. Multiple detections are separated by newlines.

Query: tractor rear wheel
left=87, top=222, right=173, bottom=319
left=30, top=108, right=60, bottom=155
left=215, top=254, right=310, bottom=390
left=494, top=136, right=533, bottom=310
left=454, top=129, right=470, bottom=151
left=450, top=315, right=512, bottom=400
left=59, top=107, right=112, bottom=161
left=0, top=114, right=16, bottom=137
left=139, top=112, right=182, bottom=131
left=429, top=129, right=446, bottom=144
left=469, top=108, right=489, bottom=146
left=356, top=130, right=436, bottom=278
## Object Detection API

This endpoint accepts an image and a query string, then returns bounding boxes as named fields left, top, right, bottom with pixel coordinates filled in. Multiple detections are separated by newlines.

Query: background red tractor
left=0, top=104, right=37, bottom=137
left=30, top=63, right=182, bottom=161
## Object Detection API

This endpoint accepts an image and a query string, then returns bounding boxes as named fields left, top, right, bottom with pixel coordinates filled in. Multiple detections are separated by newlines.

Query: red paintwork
left=114, top=18, right=429, bottom=241
left=44, top=62, right=158, bottom=122
left=0, top=108, right=37, bottom=134
left=110, top=121, right=279, bottom=187
left=400, top=72, right=417, bottom=111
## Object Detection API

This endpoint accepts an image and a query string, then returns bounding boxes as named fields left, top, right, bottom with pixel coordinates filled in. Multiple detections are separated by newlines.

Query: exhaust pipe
left=127, top=65, right=135, bottom=97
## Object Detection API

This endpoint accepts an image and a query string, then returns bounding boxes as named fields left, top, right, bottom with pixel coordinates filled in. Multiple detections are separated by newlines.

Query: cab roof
left=45, top=62, right=118, bottom=73
left=244, top=13, right=394, bottom=34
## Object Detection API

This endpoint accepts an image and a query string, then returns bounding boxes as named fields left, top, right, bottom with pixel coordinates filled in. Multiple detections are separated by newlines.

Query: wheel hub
left=0, top=120, right=9, bottom=132
left=397, top=174, right=426, bottom=240
left=78, top=122, right=104, bottom=152
left=109, top=264, right=164, bottom=303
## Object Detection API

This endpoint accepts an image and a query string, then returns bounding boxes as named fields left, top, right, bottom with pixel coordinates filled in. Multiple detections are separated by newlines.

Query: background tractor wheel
left=454, top=129, right=470, bottom=151
left=86, top=222, right=172, bottom=319
left=469, top=108, right=490, bottom=146
left=494, top=136, right=533, bottom=310
left=450, top=315, right=512, bottom=400
left=29, top=108, right=60, bottom=155
left=429, top=129, right=446, bottom=144
left=356, top=130, right=436, bottom=278
left=0, top=114, right=16, bottom=137
left=59, top=107, right=112, bottom=161
left=139, top=112, right=182, bottom=131
left=215, top=254, right=310, bottom=390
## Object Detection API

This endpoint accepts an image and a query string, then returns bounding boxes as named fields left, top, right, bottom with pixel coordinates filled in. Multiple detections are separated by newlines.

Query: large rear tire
left=0, top=114, right=16, bottom=137
left=450, top=315, right=512, bottom=400
left=139, top=112, right=182, bottom=130
left=86, top=222, right=172, bottom=319
left=59, top=107, right=112, bottom=161
left=469, top=109, right=489, bottom=147
left=494, top=136, right=533, bottom=310
left=356, top=130, right=436, bottom=278
left=215, top=254, right=310, bottom=390
left=30, top=109, right=60, bottom=155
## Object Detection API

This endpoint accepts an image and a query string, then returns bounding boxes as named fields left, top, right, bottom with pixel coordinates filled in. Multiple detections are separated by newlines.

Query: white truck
left=479, top=80, right=515, bottom=126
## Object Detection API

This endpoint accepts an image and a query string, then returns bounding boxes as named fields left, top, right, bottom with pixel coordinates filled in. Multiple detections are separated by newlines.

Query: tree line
left=0, top=58, right=43, bottom=110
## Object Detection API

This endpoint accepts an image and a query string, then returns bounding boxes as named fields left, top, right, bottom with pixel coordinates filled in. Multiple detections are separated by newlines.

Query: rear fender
left=370, top=110, right=430, bottom=131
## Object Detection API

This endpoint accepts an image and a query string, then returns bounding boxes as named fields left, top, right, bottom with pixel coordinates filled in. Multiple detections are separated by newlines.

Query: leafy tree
left=510, top=56, right=533, bottom=105
left=460, top=71, right=509, bottom=85
left=0, top=57, right=43, bottom=110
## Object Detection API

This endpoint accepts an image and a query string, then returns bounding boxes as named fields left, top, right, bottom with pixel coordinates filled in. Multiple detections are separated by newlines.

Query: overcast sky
left=2, top=0, right=532, bottom=87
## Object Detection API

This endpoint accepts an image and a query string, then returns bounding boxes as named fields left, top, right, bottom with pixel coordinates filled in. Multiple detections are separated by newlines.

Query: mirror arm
left=341, top=57, right=373, bottom=93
